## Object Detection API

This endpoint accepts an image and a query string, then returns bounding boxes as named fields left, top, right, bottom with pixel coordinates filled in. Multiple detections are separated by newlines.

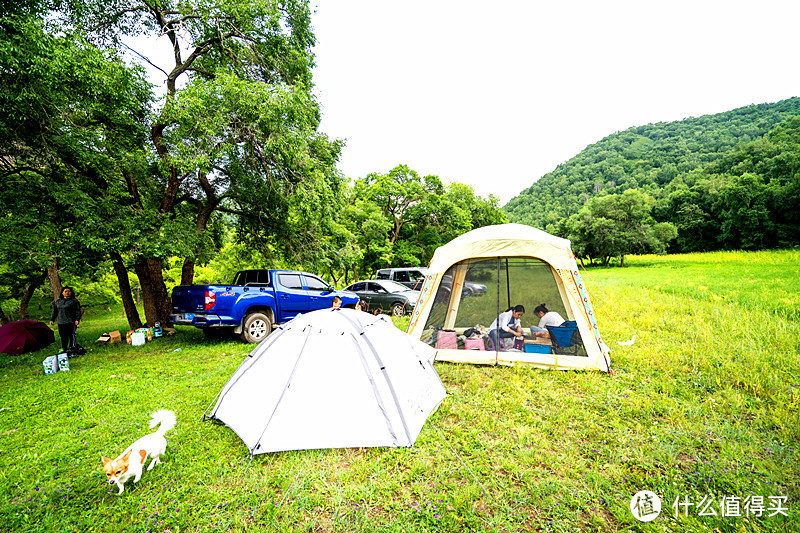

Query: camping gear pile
left=126, top=323, right=163, bottom=345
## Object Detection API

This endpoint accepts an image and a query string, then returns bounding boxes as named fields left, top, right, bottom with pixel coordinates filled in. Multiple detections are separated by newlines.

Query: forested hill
left=504, top=97, right=800, bottom=248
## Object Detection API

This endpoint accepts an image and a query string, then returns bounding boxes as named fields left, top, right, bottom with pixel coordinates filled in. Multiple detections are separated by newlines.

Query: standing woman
left=50, top=286, right=82, bottom=354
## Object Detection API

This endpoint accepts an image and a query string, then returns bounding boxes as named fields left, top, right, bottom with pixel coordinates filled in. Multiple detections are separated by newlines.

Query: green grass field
left=1, top=250, right=798, bottom=532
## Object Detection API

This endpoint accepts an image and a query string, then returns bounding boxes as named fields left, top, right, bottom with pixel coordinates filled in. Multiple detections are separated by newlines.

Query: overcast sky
left=310, top=1, right=800, bottom=203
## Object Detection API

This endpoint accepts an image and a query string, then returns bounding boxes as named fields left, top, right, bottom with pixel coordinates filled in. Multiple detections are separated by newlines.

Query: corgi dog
left=102, top=409, right=176, bottom=495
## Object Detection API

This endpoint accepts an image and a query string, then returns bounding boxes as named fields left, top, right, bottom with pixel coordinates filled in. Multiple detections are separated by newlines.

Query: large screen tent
left=407, top=224, right=612, bottom=371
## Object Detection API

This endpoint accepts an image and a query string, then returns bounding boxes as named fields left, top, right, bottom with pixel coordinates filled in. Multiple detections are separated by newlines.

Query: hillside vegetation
left=505, top=98, right=800, bottom=253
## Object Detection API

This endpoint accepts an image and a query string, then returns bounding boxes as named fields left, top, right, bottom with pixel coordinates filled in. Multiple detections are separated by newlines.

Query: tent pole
left=495, top=258, right=501, bottom=359
left=505, top=257, right=511, bottom=309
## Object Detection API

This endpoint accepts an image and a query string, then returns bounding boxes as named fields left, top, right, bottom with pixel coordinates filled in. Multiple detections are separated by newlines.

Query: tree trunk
left=47, top=258, right=62, bottom=303
left=133, top=257, right=171, bottom=327
left=180, top=258, right=195, bottom=286
left=111, top=252, right=143, bottom=330
left=19, top=269, right=47, bottom=320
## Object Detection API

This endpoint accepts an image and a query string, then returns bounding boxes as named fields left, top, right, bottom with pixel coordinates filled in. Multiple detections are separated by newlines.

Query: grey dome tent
left=205, top=308, right=446, bottom=454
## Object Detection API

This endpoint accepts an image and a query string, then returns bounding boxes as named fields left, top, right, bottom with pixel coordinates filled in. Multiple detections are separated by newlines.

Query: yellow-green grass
left=0, top=250, right=797, bottom=532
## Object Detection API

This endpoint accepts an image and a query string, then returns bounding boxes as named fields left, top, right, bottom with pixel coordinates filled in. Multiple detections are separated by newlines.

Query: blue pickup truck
left=169, top=269, right=359, bottom=343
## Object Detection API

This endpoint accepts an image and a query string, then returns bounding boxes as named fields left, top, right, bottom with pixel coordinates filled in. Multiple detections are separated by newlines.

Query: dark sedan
left=344, top=280, right=420, bottom=316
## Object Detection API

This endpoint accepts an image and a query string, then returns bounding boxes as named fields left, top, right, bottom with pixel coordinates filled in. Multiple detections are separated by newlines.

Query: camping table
left=524, top=338, right=551, bottom=346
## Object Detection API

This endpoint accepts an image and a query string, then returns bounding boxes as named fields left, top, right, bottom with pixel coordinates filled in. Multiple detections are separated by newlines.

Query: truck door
left=275, top=272, right=309, bottom=320
left=303, top=274, right=335, bottom=310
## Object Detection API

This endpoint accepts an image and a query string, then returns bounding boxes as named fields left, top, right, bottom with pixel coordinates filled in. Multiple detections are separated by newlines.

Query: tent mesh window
left=422, top=257, right=587, bottom=356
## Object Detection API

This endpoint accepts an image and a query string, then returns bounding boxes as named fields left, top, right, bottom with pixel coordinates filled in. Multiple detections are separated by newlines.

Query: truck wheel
left=390, top=303, right=404, bottom=317
left=241, top=312, right=272, bottom=343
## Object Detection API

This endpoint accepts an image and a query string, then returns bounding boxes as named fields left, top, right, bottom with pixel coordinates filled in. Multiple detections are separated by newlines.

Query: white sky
left=310, top=1, right=800, bottom=203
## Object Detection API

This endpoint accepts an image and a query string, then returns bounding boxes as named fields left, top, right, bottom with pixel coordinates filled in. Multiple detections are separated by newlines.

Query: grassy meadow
left=0, top=250, right=798, bottom=532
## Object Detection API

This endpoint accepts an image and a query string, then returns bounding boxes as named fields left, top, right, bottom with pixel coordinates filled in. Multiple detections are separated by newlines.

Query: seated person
left=489, top=305, right=525, bottom=350
left=530, top=303, right=565, bottom=337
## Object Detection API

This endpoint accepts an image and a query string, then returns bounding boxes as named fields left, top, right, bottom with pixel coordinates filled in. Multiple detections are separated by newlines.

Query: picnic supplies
left=43, top=355, right=58, bottom=375
left=57, top=352, right=70, bottom=371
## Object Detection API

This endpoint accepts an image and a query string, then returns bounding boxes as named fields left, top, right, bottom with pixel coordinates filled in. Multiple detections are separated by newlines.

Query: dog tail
left=149, top=409, right=177, bottom=436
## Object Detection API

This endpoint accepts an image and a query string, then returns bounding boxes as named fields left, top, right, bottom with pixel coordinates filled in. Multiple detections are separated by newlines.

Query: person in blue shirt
left=488, top=304, right=525, bottom=350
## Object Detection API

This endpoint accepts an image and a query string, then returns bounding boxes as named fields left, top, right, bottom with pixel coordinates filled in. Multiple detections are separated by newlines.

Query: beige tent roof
left=426, top=223, right=576, bottom=271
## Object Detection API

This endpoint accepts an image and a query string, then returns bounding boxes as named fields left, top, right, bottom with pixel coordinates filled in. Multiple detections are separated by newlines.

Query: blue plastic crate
left=524, top=343, right=551, bottom=354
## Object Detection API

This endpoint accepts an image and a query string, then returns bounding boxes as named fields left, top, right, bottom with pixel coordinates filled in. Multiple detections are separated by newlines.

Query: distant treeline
left=505, top=97, right=800, bottom=253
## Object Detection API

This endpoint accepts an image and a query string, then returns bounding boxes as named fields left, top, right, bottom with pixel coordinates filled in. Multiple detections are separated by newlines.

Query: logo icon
left=630, top=490, right=661, bottom=522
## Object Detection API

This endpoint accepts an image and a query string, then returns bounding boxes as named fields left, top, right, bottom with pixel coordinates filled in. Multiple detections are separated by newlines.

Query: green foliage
left=559, top=189, right=677, bottom=266
left=338, top=165, right=507, bottom=281
left=0, top=250, right=798, bottom=531
left=0, top=1, right=348, bottom=325
left=506, top=98, right=800, bottom=252
left=0, top=13, right=153, bottom=315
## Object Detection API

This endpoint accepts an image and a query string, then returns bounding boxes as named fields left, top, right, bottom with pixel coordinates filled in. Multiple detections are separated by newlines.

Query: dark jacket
left=51, top=298, right=82, bottom=325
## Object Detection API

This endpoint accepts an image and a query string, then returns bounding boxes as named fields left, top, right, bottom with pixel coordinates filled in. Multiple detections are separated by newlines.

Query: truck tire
left=390, top=302, right=405, bottom=317
left=241, top=312, right=272, bottom=343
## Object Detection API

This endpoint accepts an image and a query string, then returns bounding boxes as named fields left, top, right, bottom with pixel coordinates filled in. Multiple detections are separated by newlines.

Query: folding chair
left=546, top=324, right=582, bottom=356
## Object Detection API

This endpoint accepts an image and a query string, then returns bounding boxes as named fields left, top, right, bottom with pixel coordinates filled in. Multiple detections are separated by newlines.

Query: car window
left=407, top=270, right=426, bottom=282
left=237, top=271, right=266, bottom=286
left=393, top=271, right=410, bottom=283
left=378, top=280, right=410, bottom=293
left=348, top=282, right=366, bottom=292
left=278, top=273, right=304, bottom=289
left=376, top=270, right=390, bottom=280
left=304, top=275, right=330, bottom=292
